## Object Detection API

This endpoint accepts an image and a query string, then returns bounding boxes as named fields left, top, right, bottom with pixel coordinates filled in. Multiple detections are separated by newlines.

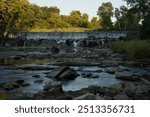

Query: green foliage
left=124, top=0, right=150, bottom=38
left=97, top=2, right=113, bottom=30
left=0, top=0, right=101, bottom=36
left=69, top=10, right=82, bottom=27
left=114, top=6, right=140, bottom=31
left=1, top=0, right=148, bottom=36
left=0, top=0, right=34, bottom=37
left=30, top=28, right=90, bottom=32
left=107, top=40, right=150, bottom=59
left=88, top=17, right=101, bottom=30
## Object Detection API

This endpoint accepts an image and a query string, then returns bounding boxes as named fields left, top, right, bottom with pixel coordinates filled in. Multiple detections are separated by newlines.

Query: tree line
left=0, top=0, right=149, bottom=38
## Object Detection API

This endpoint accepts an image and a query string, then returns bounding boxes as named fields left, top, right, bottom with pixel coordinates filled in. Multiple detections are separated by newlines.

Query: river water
left=1, top=61, right=149, bottom=96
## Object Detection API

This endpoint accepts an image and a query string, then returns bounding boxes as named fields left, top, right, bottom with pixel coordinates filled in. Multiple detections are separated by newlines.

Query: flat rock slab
left=43, top=81, right=62, bottom=91
left=46, top=66, right=79, bottom=81
left=115, top=72, right=140, bottom=81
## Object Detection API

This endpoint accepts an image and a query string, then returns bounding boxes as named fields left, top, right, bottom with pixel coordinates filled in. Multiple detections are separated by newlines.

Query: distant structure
left=16, top=31, right=129, bottom=42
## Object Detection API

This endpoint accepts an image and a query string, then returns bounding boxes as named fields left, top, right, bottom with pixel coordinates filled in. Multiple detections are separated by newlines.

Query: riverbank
left=0, top=44, right=150, bottom=100
left=107, top=39, right=150, bottom=59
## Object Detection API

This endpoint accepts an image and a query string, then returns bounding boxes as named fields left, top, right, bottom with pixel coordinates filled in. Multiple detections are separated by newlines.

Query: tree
left=0, top=0, right=34, bottom=38
left=114, top=8, right=122, bottom=30
left=80, top=13, right=89, bottom=28
left=69, top=10, right=82, bottom=27
left=114, top=6, right=140, bottom=31
left=97, top=2, right=113, bottom=30
left=124, top=0, right=150, bottom=38
left=89, top=17, right=100, bottom=29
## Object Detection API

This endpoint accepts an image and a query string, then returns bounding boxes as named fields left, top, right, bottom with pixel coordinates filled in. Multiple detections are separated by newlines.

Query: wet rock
left=87, top=40, right=99, bottom=47
left=4, top=84, right=16, bottom=91
left=110, top=83, right=124, bottom=91
left=46, top=66, right=79, bottom=81
left=34, top=85, right=64, bottom=99
left=32, top=74, right=40, bottom=78
left=34, top=80, right=43, bottom=84
left=105, top=67, right=118, bottom=74
left=51, top=46, right=60, bottom=54
left=34, top=91, right=55, bottom=100
left=142, top=73, right=150, bottom=81
left=82, top=73, right=99, bottom=78
left=17, top=66, right=53, bottom=70
left=46, top=87, right=63, bottom=97
left=66, top=39, right=74, bottom=46
left=58, top=69, right=79, bottom=80
left=123, top=83, right=137, bottom=92
left=74, top=93, right=96, bottom=100
left=92, top=74, right=99, bottom=78
left=118, top=66, right=131, bottom=71
left=113, top=93, right=129, bottom=100
left=47, top=66, right=69, bottom=78
left=16, top=39, right=25, bottom=47
left=13, top=56, right=23, bottom=60
left=135, top=84, right=150, bottom=94
left=21, top=82, right=30, bottom=87
left=100, top=60, right=119, bottom=67
left=15, top=80, right=24, bottom=85
left=38, top=39, right=57, bottom=47
left=4, top=82, right=20, bottom=91
left=43, top=81, right=62, bottom=91
left=95, top=95, right=105, bottom=100
left=132, top=73, right=142, bottom=78
left=103, top=87, right=119, bottom=95
left=86, top=85, right=101, bottom=94
left=13, top=69, right=25, bottom=74
left=115, top=72, right=140, bottom=81
left=12, top=83, right=20, bottom=88
left=26, top=39, right=38, bottom=46
left=95, top=69, right=103, bottom=73
left=103, top=95, right=113, bottom=100
left=65, top=91, right=83, bottom=98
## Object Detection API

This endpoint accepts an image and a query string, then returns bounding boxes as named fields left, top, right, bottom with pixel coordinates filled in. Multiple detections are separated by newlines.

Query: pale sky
left=28, top=0, right=126, bottom=19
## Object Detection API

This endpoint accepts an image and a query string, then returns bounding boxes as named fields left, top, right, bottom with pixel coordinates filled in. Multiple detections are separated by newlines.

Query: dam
left=17, top=31, right=129, bottom=41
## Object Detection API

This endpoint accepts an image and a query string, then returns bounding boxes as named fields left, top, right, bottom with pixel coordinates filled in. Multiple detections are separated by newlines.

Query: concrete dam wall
left=17, top=31, right=128, bottom=41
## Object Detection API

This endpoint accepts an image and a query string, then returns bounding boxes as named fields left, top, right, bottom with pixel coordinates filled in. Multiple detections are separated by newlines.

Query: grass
left=29, top=28, right=91, bottom=32
left=107, top=39, right=150, bottom=59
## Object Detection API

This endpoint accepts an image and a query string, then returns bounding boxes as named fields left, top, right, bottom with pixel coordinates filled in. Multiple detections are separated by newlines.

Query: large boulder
left=16, top=39, right=24, bottom=46
left=115, top=72, right=140, bottom=81
left=104, top=67, right=119, bottom=74
left=33, top=81, right=64, bottom=99
left=38, top=39, right=57, bottom=46
left=43, top=81, right=62, bottom=91
left=66, top=39, right=74, bottom=46
left=25, top=39, right=37, bottom=46
left=46, top=66, right=79, bottom=81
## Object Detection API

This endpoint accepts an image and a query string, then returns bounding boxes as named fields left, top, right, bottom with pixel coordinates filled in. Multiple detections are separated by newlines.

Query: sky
left=28, top=0, right=126, bottom=20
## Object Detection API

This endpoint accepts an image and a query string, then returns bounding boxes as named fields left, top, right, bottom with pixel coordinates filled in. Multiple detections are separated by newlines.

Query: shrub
left=107, top=40, right=150, bottom=59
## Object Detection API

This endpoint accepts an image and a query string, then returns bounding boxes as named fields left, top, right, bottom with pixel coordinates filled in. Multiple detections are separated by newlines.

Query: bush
left=107, top=40, right=150, bottom=59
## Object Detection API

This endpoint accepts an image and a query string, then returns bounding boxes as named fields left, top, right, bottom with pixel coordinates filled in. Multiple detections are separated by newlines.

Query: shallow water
left=0, top=63, right=150, bottom=94
left=62, top=66, right=120, bottom=91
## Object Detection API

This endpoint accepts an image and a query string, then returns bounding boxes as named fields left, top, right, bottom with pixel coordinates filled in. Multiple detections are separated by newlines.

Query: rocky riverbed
left=0, top=45, right=150, bottom=100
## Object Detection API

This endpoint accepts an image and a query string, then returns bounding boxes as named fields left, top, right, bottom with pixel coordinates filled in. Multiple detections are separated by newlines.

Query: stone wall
left=16, top=31, right=128, bottom=41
